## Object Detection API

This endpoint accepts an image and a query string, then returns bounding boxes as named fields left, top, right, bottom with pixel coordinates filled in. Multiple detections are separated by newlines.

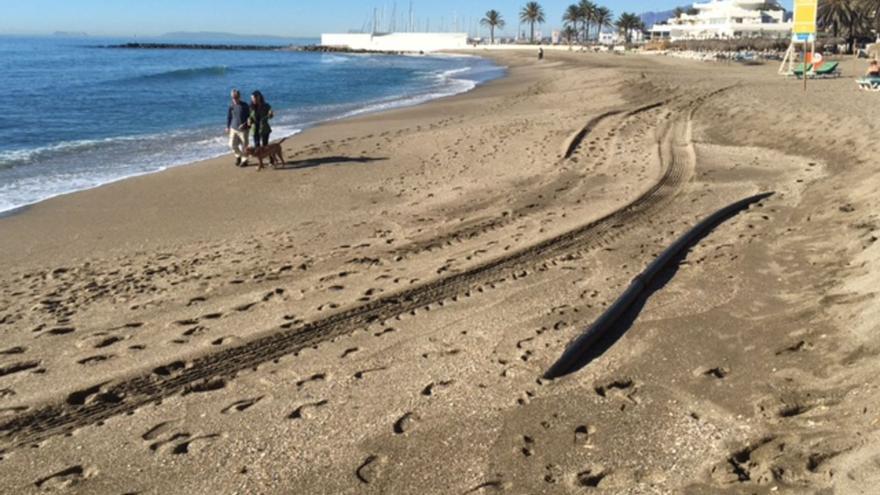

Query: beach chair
left=856, top=77, right=880, bottom=91
left=789, top=63, right=813, bottom=78
left=812, top=61, right=841, bottom=78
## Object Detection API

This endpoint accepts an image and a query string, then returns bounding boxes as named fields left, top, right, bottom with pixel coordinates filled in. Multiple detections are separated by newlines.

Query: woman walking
left=249, top=90, right=274, bottom=149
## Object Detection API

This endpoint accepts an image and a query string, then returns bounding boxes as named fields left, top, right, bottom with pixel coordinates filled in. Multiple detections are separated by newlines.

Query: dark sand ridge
left=0, top=50, right=879, bottom=494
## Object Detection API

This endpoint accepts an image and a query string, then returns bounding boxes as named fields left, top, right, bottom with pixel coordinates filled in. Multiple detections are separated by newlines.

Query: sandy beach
left=2, top=49, right=880, bottom=494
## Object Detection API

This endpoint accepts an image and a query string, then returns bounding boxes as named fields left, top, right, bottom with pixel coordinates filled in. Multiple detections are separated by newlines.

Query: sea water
left=0, top=36, right=504, bottom=213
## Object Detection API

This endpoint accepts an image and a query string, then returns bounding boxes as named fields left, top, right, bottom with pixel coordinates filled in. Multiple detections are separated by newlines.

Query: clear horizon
left=0, top=0, right=795, bottom=38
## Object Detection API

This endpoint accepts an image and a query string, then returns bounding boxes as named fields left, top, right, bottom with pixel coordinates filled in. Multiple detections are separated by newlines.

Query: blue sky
left=0, top=1, right=795, bottom=38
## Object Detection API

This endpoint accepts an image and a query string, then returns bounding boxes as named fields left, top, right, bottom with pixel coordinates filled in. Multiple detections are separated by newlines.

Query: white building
left=320, top=32, right=469, bottom=52
left=650, top=0, right=791, bottom=41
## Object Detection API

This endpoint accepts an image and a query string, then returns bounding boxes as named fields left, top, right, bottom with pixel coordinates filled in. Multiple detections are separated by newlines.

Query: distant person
left=249, top=90, right=274, bottom=149
left=226, top=89, right=250, bottom=167
left=538, top=47, right=544, bottom=60
left=867, top=59, right=880, bottom=77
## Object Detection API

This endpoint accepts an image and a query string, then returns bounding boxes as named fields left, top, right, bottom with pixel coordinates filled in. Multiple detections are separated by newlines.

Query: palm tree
left=579, top=0, right=597, bottom=43
left=519, top=2, right=546, bottom=43
left=673, top=7, right=686, bottom=19
left=819, top=0, right=854, bottom=39
left=481, top=10, right=506, bottom=45
left=615, top=12, right=642, bottom=44
left=563, top=25, right=578, bottom=47
left=563, top=4, right=581, bottom=43
left=758, top=0, right=784, bottom=10
left=593, top=6, right=614, bottom=41
left=861, top=0, right=880, bottom=38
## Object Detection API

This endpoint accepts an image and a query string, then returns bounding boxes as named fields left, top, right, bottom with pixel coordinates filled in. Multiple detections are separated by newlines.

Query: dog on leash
left=245, top=137, right=288, bottom=171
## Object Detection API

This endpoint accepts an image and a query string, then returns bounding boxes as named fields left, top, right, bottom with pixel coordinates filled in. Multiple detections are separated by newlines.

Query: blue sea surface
left=0, top=36, right=504, bottom=213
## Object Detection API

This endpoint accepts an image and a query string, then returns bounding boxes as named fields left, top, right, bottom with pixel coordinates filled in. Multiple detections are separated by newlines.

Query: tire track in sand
left=389, top=100, right=667, bottom=259
left=0, top=90, right=724, bottom=452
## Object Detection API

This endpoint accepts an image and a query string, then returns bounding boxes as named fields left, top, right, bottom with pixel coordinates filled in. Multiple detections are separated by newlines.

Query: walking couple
left=226, top=88, right=274, bottom=167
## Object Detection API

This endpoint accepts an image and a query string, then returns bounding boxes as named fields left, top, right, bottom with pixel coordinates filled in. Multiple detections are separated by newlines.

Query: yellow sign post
left=793, top=0, right=818, bottom=37
left=793, top=0, right=818, bottom=91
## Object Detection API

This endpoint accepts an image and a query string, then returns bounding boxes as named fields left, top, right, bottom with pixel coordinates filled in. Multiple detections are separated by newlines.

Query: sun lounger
left=812, top=61, right=840, bottom=78
left=856, top=77, right=880, bottom=91
left=789, top=63, right=813, bottom=78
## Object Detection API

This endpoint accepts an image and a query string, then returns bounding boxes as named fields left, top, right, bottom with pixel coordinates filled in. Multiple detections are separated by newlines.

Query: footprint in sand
left=142, top=420, right=184, bottom=441
left=393, top=412, right=419, bottom=435
left=221, top=396, right=264, bottom=414
left=296, top=373, right=327, bottom=388
left=77, top=355, right=115, bottom=366
left=576, top=467, right=608, bottom=487
left=182, top=378, right=226, bottom=395
left=354, top=367, right=387, bottom=380
left=421, top=380, right=454, bottom=397
left=289, top=400, right=329, bottom=420
left=153, top=361, right=187, bottom=377
left=0, top=361, right=41, bottom=378
left=340, top=347, right=359, bottom=358
left=574, top=425, right=596, bottom=446
left=355, top=454, right=388, bottom=485
left=34, top=465, right=94, bottom=491
left=147, top=429, right=220, bottom=456
left=66, top=382, right=123, bottom=407
left=521, top=435, right=536, bottom=457
left=464, top=479, right=511, bottom=493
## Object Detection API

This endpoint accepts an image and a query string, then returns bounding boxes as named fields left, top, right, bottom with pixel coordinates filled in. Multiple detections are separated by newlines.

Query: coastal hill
left=639, top=8, right=678, bottom=27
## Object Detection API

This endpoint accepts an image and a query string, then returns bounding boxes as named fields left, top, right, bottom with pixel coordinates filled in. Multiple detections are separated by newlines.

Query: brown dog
left=245, top=137, right=288, bottom=171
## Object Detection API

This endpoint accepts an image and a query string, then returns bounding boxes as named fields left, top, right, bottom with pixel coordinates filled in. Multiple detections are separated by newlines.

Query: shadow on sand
left=274, top=155, right=388, bottom=170
left=559, top=253, right=688, bottom=378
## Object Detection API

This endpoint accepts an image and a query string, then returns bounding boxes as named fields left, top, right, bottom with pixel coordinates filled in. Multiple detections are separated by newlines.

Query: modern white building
left=649, top=0, right=791, bottom=41
left=320, top=32, right=469, bottom=52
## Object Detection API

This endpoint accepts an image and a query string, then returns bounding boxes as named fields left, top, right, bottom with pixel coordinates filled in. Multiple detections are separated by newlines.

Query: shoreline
left=2, top=49, right=880, bottom=493
left=0, top=52, right=505, bottom=219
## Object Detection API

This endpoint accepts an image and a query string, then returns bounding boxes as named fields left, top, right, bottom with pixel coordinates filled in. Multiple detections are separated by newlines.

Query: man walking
left=226, top=89, right=250, bottom=167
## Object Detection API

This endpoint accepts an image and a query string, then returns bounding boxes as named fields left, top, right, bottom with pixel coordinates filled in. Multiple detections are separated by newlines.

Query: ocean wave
left=338, top=76, right=476, bottom=120
left=132, top=65, right=232, bottom=82
left=1, top=53, right=503, bottom=214
left=0, top=125, right=305, bottom=214
left=0, top=131, right=189, bottom=170
left=438, top=67, right=472, bottom=78
left=319, top=54, right=352, bottom=64
left=0, top=136, right=138, bottom=170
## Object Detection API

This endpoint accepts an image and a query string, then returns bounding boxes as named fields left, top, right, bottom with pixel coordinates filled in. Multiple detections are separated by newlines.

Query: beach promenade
left=1, top=50, right=879, bottom=494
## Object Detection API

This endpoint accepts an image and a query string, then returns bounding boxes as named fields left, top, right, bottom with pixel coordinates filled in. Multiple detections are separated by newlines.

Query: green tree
left=615, top=12, right=642, bottom=43
left=593, top=6, right=614, bottom=41
left=563, top=25, right=578, bottom=47
left=759, top=1, right=784, bottom=10
left=563, top=4, right=582, bottom=43
left=520, top=2, right=546, bottom=43
left=481, top=10, right=506, bottom=45
left=819, top=0, right=854, bottom=39
left=579, top=0, right=597, bottom=43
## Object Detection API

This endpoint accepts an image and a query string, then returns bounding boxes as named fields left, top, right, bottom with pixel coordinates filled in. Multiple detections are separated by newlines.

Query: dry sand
left=1, top=50, right=879, bottom=494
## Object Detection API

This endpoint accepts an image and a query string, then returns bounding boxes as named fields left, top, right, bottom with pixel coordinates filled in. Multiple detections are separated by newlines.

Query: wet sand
left=1, top=50, right=880, bottom=494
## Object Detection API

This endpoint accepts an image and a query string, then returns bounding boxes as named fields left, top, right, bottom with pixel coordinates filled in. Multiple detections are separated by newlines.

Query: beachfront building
left=320, top=32, right=469, bottom=52
left=649, top=0, right=791, bottom=41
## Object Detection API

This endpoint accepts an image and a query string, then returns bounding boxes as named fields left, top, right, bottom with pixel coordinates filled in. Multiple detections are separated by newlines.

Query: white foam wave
left=0, top=56, right=501, bottom=214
